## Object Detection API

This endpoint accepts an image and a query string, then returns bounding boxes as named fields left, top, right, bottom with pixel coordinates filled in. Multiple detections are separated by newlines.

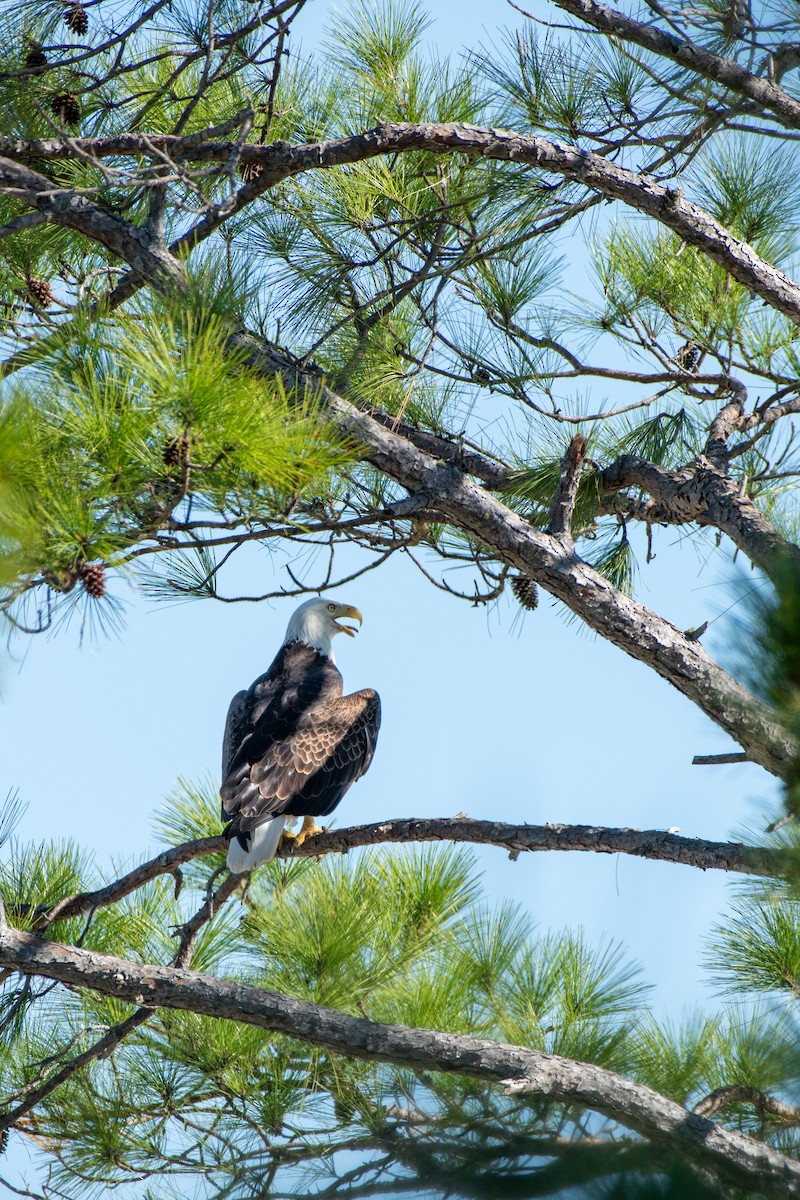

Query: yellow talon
left=281, top=815, right=323, bottom=849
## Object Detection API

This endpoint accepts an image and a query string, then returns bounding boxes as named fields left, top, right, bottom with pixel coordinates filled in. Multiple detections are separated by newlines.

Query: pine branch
left=0, top=869, right=243, bottom=1136
left=693, top=1086, right=800, bottom=1124
left=1, top=924, right=799, bottom=1198
left=548, top=0, right=800, bottom=129
left=230, top=328, right=795, bottom=777
left=5, top=123, right=800, bottom=328
left=600, top=453, right=800, bottom=576
left=23, top=819, right=781, bottom=938
left=0, top=159, right=185, bottom=290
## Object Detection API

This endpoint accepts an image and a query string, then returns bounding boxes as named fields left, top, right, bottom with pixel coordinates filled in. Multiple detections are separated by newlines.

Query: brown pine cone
left=26, top=278, right=54, bottom=307
left=676, top=341, right=700, bottom=372
left=24, top=43, right=48, bottom=75
left=77, top=562, right=107, bottom=598
left=162, top=432, right=190, bottom=467
left=50, top=91, right=80, bottom=126
left=510, top=574, right=539, bottom=611
left=64, top=3, right=88, bottom=35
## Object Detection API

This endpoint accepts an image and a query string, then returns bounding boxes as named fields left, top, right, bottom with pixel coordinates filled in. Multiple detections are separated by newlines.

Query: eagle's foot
left=283, top=815, right=324, bottom=849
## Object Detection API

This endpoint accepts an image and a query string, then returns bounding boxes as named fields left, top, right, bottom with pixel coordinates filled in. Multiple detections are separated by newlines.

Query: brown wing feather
left=233, top=688, right=380, bottom=832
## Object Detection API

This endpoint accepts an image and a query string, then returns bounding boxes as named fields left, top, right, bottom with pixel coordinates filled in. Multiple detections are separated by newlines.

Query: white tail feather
left=226, top=816, right=286, bottom=874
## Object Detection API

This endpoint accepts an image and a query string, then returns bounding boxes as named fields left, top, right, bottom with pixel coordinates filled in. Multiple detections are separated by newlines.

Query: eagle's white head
left=283, top=597, right=363, bottom=660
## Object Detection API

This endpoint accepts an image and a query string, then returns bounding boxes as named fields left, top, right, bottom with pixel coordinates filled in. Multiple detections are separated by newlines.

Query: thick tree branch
left=0, top=870, right=242, bottom=1135
left=600, top=454, right=798, bottom=575
left=4, top=124, right=800, bottom=325
left=1, top=926, right=798, bottom=1197
left=0, top=160, right=185, bottom=289
left=1, top=125, right=792, bottom=771
left=547, top=0, right=800, bottom=129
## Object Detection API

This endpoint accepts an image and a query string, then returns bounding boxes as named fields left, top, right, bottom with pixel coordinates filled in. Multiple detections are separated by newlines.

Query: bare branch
left=0, top=159, right=185, bottom=291
left=692, top=753, right=750, bottom=765
left=24, top=819, right=782, bottom=937
left=600, top=454, right=799, bottom=576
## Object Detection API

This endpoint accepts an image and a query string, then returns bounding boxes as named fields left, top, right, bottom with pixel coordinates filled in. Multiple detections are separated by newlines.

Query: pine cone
left=24, top=42, right=48, bottom=75
left=26, top=278, right=53, bottom=307
left=510, top=574, right=539, bottom=611
left=162, top=433, right=190, bottom=467
left=239, top=160, right=263, bottom=183
left=0, top=1126, right=8, bottom=1156
left=78, top=562, right=107, bottom=599
left=50, top=92, right=80, bottom=126
left=64, top=2, right=88, bottom=35
left=676, top=341, right=700, bottom=372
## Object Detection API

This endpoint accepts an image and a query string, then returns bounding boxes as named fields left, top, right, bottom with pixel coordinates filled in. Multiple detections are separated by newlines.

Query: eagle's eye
left=327, top=603, right=336, bottom=611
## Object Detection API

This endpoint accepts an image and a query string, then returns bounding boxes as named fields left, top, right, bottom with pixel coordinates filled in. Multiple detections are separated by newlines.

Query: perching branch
left=1, top=925, right=799, bottom=1198
left=27, top=818, right=781, bottom=936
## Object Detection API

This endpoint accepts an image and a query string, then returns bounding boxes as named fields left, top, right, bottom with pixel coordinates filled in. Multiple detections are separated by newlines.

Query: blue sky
left=0, top=0, right=785, bottom=1190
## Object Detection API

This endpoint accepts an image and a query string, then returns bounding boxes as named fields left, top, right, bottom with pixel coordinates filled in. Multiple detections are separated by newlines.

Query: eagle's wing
left=221, top=690, right=248, bottom=783
left=229, top=688, right=381, bottom=831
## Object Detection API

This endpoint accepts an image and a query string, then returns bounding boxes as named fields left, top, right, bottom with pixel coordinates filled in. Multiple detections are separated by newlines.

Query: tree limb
left=600, top=454, right=799, bottom=575
left=26, top=819, right=781, bottom=935
left=0, top=159, right=185, bottom=290
left=4, top=124, right=800, bottom=325
left=547, top=0, right=800, bottom=130
left=693, top=1086, right=800, bottom=1124
left=0, top=926, right=798, bottom=1198
left=0, top=870, right=243, bottom=1135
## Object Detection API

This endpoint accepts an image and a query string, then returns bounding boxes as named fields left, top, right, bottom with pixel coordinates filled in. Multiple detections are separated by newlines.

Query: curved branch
left=30, top=819, right=780, bottom=934
left=600, top=454, right=800, bottom=575
left=1, top=925, right=799, bottom=1198
left=694, top=1086, right=800, bottom=1123
left=5, top=123, right=800, bottom=326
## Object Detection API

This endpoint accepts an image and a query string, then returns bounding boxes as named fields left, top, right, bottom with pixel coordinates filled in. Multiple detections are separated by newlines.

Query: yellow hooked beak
left=334, top=604, right=363, bottom=637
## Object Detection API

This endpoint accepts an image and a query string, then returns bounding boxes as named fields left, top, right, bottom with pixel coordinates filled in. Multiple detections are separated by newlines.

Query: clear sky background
left=0, top=0, right=784, bottom=1191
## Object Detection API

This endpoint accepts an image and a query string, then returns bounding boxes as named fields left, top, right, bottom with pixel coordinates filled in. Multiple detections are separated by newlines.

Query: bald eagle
left=220, top=598, right=381, bottom=874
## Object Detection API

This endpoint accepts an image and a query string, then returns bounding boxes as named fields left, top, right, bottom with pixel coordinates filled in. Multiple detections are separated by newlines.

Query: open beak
left=335, top=605, right=363, bottom=637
